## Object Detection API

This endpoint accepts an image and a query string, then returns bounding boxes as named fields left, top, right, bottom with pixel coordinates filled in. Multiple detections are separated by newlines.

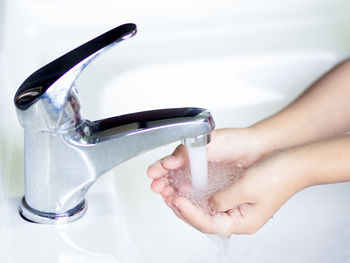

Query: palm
left=147, top=128, right=265, bottom=215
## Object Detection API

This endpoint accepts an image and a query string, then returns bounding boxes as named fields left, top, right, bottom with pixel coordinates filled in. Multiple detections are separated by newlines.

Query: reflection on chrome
left=14, top=23, right=215, bottom=224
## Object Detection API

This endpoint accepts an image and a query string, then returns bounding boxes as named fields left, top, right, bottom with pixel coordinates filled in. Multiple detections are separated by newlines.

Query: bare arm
left=252, top=58, right=350, bottom=154
left=147, top=58, right=350, bottom=236
left=204, top=134, right=350, bottom=235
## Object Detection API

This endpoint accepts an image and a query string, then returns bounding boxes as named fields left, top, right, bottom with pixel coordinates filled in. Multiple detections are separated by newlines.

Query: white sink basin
left=103, top=54, right=350, bottom=263
left=1, top=0, right=350, bottom=262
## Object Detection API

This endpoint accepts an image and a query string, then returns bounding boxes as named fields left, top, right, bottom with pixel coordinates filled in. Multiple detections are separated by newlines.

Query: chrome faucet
left=14, top=24, right=215, bottom=224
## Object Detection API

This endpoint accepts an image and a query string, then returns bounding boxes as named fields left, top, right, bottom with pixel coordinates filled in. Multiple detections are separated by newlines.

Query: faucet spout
left=84, top=107, right=214, bottom=175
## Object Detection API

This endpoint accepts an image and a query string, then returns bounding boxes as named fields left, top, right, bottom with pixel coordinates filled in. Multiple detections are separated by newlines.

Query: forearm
left=251, top=58, right=350, bottom=154
left=283, top=135, right=350, bottom=188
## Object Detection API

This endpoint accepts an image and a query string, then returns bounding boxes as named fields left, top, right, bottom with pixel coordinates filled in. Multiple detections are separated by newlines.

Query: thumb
left=208, top=176, right=254, bottom=212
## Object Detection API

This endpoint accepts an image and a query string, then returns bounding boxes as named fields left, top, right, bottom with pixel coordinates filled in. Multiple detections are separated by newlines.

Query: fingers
left=171, top=195, right=268, bottom=236
left=161, top=185, right=175, bottom=197
left=147, top=138, right=269, bottom=236
left=207, top=174, right=275, bottom=235
left=172, top=196, right=215, bottom=234
left=164, top=196, right=198, bottom=229
left=147, top=144, right=189, bottom=195
left=208, top=177, right=253, bottom=212
left=147, top=159, right=168, bottom=180
left=227, top=204, right=271, bottom=235
left=171, top=196, right=239, bottom=237
left=147, top=144, right=188, bottom=180
left=150, top=177, right=169, bottom=194
left=161, top=145, right=188, bottom=170
left=152, top=174, right=268, bottom=236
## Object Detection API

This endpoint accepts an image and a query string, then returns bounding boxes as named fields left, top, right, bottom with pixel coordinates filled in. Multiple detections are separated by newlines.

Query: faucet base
left=19, top=197, right=87, bottom=224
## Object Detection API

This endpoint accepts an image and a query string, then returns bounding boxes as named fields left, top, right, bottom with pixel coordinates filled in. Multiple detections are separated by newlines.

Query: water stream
left=168, top=153, right=246, bottom=261
left=168, top=158, right=245, bottom=215
left=187, top=145, right=208, bottom=189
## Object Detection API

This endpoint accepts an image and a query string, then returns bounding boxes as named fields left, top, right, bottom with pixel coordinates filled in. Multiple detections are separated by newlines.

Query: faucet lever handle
left=14, top=23, right=137, bottom=111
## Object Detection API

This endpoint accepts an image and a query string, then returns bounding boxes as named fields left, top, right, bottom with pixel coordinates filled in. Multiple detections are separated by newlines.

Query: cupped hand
left=147, top=128, right=265, bottom=196
left=180, top=150, right=309, bottom=236
left=146, top=128, right=278, bottom=235
left=149, top=143, right=309, bottom=236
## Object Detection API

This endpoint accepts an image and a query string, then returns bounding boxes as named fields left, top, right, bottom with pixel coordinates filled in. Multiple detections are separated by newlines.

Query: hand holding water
left=147, top=59, right=350, bottom=237
left=148, top=130, right=350, bottom=236
left=147, top=128, right=271, bottom=236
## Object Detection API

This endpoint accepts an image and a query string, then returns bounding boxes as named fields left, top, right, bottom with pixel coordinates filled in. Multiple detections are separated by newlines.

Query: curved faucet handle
left=14, top=23, right=137, bottom=111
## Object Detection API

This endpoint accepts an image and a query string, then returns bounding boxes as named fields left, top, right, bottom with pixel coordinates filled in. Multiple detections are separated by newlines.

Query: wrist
left=276, top=146, right=315, bottom=190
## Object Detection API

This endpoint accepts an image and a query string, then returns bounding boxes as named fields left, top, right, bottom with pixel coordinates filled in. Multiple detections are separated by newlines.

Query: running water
left=168, top=161, right=246, bottom=215
left=168, top=161, right=246, bottom=260
left=186, top=145, right=208, bottom=189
